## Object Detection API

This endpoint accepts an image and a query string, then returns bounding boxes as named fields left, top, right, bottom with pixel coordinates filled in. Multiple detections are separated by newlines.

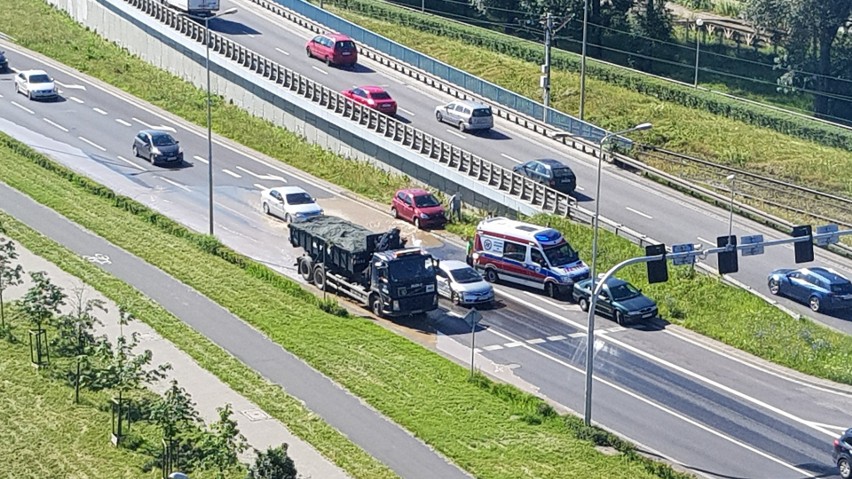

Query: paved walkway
left=0, top=182, right=470, bottom=479
left=3, top=235, right=350, bottom=479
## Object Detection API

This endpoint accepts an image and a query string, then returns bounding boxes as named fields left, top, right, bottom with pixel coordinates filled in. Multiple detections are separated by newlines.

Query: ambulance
left=471, top=217, right=589, bottom=298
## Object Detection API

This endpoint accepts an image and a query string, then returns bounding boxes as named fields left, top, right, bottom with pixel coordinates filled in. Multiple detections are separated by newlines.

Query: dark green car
left=572, top=277, right=658, bottom=326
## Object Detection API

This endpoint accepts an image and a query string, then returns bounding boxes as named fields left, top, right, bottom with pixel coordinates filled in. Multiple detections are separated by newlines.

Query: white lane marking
left=504, top=341, right=524, bottom=348
left=54, top=80, right=86, bottom=90
left=222, top=168, right=241, bottom=179
left=43, top=118, right=68, bottom=132
left=311, top=66, right=328, bottom=75
left=626, top=206, right=653, bottom=219
left=253, top=183, right=267, bottom=191
left=115, top=118, right=132, bottom=127
left=446, top=129, right=466, bottom=139
left=69, top=96, right=84, bottom=104
left=133, top=117, right=155, bottom=129
left=153, top=125, right=177, bottom=133
left=116, top=155, right=145, bottom=171
left=483, top=326, right=816, bottom=477
left=158, top=176, right=191, bottom=192
left=482, top=344, right=504, bottom=351
left=216, top=201, right=255, bottom=222
left=235, top=165, right=286, bottom=182
left=93, top=107, right=108, bottom=115
left=576, top=185, right=585, bottom=192
left=274, top=47, right=290, bottom=56
left=78, top=136, right=106, bottom=151
left=523, top=291, right=573, bottom=310
left=0, top=93, right=4, bottom=98
left=527, top=338, right=547, bottom=344
left=697, top=236, right=716, bottom=247
left=568, top=332, right=586, bottom=339
left=398, top=107, right=415, bottom=116
left=808, top=422, right=849, bottom=432
left=547, top=335, right=567, bottom=341
left=501, top=153, right=521, bottom=164
left=11, top=101, right=34, bottom=114
left=193, top=155, right=208, bottom=164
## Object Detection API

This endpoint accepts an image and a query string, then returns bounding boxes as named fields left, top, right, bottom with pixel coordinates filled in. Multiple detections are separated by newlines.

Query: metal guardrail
left=126, top=0, right=580, bottom=215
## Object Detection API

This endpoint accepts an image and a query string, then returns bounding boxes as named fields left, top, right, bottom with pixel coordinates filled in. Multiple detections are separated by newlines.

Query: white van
left=471, top=217, right=589, bottom=298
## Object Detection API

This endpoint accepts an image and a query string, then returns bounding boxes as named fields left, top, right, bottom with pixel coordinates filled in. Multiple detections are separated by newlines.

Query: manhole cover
left=241, top=409, right=271, bottom=421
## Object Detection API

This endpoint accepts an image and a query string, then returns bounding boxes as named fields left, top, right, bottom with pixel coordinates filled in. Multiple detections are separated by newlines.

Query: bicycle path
left=0, top=181, right=471, bottom=479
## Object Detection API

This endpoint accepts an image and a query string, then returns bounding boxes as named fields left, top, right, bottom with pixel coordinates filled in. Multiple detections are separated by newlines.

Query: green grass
left=0, top=309, right=161, bottom=479
left=325, top=8, right=852, bottom=197
left=0, top=137, right=689, bottom=477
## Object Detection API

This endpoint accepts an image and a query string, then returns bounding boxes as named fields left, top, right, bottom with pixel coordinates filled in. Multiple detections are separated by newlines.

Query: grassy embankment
left=1, top=0, right=850, bottom=389
left=328, top=7, right=852, bottom=197
left=0, top=137, right=687, bottom=478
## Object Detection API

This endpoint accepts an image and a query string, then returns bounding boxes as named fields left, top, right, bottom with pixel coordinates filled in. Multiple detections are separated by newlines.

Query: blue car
left=767, top=267, right=852, bottom=313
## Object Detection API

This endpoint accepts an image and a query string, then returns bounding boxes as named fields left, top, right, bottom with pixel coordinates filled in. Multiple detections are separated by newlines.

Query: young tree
left=199, top=404, right=248, bottom=478
left=150, top=380, right=201, bottom=474
left=0, top=238, right=24, bottom=332
left=52, top=287, right=108, bottom=403
left=91, top=308, right=170, bottom=444
left=21, top=271, right=66, bottom=366
left=247, top=444, right=298, bottom=479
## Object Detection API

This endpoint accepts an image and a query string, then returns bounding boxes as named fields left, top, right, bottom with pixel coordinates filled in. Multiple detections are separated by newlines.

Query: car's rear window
left=371, top=92, right=392, bottom=100
left=152, top=134, right=176, bottom=146
left=472, top=108, right=492, bottom=118
left=831, top=282, right=852, bottom=294
left=552, top=167, right=575, bottom=178
left=335, top=41, right=356, bottom=50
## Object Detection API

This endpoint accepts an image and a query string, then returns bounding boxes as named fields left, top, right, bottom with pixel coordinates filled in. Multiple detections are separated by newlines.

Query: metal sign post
left=463, top=308, right=482, bottom=378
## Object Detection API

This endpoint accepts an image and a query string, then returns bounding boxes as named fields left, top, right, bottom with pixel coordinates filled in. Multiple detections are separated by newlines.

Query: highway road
left=0, top=43, right=849, bottom=479
left=206, top=0, right=852, bottom=332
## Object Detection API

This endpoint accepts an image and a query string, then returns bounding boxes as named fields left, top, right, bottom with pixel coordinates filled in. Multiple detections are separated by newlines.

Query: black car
left=132, top=129, right=183, bottom=166
left=834, top=428, right=852, bottom=479
left=572, top=276, right=658, bottom=326
left=0, top=50, right=8, bottom=72
left=513, top=159, right=577, bottom=194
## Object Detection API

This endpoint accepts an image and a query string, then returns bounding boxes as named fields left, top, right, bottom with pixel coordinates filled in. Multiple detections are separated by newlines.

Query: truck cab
left=369, top=248, right=438, bottom=317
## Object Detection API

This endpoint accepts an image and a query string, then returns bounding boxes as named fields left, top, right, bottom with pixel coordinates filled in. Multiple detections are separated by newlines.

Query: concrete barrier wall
left=45, top=0, right=540, bottom=217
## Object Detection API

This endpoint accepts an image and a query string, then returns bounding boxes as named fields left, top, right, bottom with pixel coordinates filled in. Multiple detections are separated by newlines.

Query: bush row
left=325, top=0, right=852, bottom=151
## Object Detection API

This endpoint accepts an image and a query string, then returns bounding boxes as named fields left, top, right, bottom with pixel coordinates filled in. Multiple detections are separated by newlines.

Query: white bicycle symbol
left=82, top=253, right=111, bottom=265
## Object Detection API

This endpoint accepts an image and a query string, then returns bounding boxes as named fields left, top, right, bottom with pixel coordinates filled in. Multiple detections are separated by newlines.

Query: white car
left=436, top=259, right=495, bottom=306
left=261, top=186, right=323, bottom=223
left=14, top=69, right=59, bottom=100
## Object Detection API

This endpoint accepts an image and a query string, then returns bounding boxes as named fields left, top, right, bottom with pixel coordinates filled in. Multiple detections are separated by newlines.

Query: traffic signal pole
left=582, top=224, right=850, bottom=426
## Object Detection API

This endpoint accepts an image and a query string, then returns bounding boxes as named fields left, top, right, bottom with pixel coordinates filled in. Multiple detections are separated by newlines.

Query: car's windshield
left=608, top=282, right=641, bottom=301
left=831, top=282, right=852, bottom=294
left=472, top=108, right=492, bottom=117
left=152, top=134, right=176, bottom=146
left=285, top=193, right=314, bottom=205
left=414, top=194, right=440, bottom=207
left=388, top=256, right=434, bottom=282
left=449, top=267, right=482, bottom=284
left=371, top=92, right=392, bottom=100
left=543, top=242, right=579, bottom=266
left=29, top=74, right=52, bottom=84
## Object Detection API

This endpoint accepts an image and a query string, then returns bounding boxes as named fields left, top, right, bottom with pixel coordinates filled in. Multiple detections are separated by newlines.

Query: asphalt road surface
left=0, top=44, right=849, bottom=478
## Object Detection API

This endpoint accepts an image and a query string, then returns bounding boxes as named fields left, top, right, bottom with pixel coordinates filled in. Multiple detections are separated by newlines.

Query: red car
left=305, top=33, right=358, bottom=67
left=391, top=188, right=447, bottom=229
left=341, top=86, right=397, bottom=116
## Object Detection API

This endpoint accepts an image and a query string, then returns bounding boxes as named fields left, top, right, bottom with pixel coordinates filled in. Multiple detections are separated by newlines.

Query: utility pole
left=579, top=0, right=589, bottom=120
left=540, top=12, right=554, bottom=122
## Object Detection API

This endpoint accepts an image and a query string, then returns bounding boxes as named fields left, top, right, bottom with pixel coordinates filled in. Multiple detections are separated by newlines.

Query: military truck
left=289, top=216, right=438, bottom=318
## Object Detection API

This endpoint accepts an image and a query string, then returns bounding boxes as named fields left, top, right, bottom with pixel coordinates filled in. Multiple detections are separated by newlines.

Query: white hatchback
left=261, top=186, right=323, bottom=223
left=15, top=69, right=59, bottom=100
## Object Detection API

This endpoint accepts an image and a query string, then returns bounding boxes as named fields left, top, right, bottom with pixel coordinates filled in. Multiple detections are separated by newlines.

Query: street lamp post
left=181, top=7, right=238, bottom=236
left=726, top=173, right=736, bottom=242
left=582, top=122, right=652, bottom=427
left=694, top=18, right=704, bottom=88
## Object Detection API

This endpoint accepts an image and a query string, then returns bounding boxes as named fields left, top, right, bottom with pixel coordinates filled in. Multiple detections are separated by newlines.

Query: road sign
left=740, top=234, right=765, bottom=256
left=816, top=224, right=840, bottom=246
left=463, top=308, right=482, bottom=329
left=671, top=243, right=697, bottom=266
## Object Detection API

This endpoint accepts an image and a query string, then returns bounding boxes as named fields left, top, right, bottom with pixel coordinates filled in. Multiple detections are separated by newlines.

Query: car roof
left=439, top=259, right=473, bottom=271
left=357, top=86, right=387, bottom=94
left=270, top=186, right=309, bottom=195
left=325, top=33, right=353, bottom=41
left=450, top=99, right=490, bottom=110
left=138, top=129, right=174, bottom=137
left=23, top=69, right=49, bottom=77
left=802, top=267, right=850, bottom=284
left=534, top=159, right=570, bottom=168
left=398, top=188, right=431, bottom=196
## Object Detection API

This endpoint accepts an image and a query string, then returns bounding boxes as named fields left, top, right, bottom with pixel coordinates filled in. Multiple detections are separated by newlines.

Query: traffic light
left=645, top=244, right=668, bottom=284
left=716, top=235, right=738, bottom=274
left=792, top=225, right=814, bottom=263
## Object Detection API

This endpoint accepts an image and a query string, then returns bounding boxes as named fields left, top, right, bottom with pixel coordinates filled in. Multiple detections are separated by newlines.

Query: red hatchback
left=342, top=86, right=397, bottom=116
left=391, top=188, right=447, bottom=229
left=305, top=33, right=358, bottom=67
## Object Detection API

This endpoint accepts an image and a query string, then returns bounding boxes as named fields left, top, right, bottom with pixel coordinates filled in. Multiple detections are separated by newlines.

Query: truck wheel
left=578, top=297, right=589, bottom=312
left=370, top=295, right=384, bottom=318
left=484, top=268, right=498, bottom=283
left=299, top=259, right=313, bottom=282
left=313, top=266, right=326, bottom=290
left=838, top=457, right=851, bottom=479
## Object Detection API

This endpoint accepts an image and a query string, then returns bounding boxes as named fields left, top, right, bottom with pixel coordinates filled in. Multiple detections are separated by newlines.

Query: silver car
left=436, top=259, right=495, bottom=306
left=435, top=100, right=493, bottom=132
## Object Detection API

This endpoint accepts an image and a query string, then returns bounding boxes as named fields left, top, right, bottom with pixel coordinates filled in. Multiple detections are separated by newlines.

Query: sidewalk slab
left=4, top=241, right=350, bottom=479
